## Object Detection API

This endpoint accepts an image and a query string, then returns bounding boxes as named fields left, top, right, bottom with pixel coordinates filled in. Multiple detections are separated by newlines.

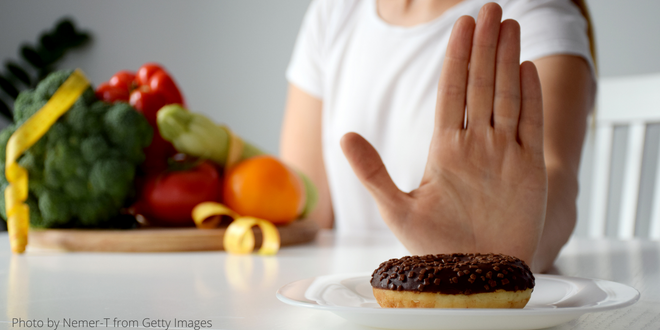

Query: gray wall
left=1, top=0, right=659, bottom=236
left=586, top=0, right=660, bottom=77
left=0, top=0, right=311, bottom=154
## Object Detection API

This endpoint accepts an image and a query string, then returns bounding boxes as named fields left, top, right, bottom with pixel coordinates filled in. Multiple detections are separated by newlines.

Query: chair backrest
left=577, top=73, right=660, bottom=239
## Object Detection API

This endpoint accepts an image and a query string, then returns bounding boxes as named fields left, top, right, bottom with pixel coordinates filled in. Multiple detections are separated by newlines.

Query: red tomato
left=109, top=70, right=136, bottom=92
left=137, top=161, right=222, bottom=226
left=95, top=82, right=129, bottom=103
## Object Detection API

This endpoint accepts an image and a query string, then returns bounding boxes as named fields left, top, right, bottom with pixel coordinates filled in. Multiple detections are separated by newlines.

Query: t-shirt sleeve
left=286, top=0, right=327, bottom=99
left=505, top=0, right=596, bottom=77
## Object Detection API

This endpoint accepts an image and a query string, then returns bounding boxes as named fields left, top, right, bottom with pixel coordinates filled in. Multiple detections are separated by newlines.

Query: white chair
left=578, top=73, right=660, bottom=239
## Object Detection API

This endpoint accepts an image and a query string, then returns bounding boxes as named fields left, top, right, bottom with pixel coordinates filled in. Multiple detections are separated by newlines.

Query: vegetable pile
left=0, top=70, right=153, bottom=229
left=1, top=62, right=318, bottom=237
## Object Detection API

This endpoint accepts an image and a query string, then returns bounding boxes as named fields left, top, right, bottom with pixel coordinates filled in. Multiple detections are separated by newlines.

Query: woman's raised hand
left=340, top=3, right=547, bottom=265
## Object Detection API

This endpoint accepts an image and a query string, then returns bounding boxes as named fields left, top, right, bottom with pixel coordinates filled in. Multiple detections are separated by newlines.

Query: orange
left=223, top=155, right=305, bottom=225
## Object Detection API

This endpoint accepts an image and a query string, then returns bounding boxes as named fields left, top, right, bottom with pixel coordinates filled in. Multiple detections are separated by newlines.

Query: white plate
left=276, top=273, right=640, bottom=330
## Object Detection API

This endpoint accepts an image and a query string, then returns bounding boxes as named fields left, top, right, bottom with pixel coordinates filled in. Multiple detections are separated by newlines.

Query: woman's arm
left=533, top=55, right=595, bottom=272
left=279, top=84, right=334, bottom=229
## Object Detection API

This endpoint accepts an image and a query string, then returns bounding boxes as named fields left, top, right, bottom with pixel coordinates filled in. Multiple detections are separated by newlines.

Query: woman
left=280, top=0, right=596, bottom=273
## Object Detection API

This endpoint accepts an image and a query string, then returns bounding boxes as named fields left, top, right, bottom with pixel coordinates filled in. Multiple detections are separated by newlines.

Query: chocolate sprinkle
left=370, top=253, right=534, bottom=295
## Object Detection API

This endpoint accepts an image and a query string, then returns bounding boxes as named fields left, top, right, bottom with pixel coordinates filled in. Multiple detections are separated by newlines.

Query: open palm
left=341, top=3, right=547, bottom=265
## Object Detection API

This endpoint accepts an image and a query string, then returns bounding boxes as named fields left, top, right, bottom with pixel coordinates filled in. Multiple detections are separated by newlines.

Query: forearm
left=279, top=84, right=334, bottom=229
left=533, top=166, right=579, bottom=273
left=530, top=55, right=594, bottom=272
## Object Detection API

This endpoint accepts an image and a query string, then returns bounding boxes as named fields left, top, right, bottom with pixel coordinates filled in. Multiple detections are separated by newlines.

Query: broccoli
left=0, top=70, right=153, bottom=229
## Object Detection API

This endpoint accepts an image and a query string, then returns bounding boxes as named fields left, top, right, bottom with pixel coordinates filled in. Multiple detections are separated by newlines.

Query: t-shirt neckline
left=368, top=0, right=478, bottom=35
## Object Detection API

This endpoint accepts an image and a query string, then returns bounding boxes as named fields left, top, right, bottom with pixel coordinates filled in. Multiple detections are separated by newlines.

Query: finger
left=466, top=3, right=503, bottom=129
left=340, top=132, right=406, bottom=208
left=518, top=61, right=544, bottom=151
left=435, top=15, right=475, bottom=131
left=493, top=19, right=521, bottom=137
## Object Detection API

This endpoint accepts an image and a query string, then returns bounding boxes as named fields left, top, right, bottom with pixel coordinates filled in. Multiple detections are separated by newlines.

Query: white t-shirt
left=286, top=0, right=595, bottom=233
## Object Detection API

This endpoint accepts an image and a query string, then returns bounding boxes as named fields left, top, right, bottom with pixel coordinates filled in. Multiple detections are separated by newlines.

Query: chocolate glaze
left=371, top=253, right=534, bottom=295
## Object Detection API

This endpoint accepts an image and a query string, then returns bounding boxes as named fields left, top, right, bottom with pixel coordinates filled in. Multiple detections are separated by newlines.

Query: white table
left=0, top=230, right=658, bottom=330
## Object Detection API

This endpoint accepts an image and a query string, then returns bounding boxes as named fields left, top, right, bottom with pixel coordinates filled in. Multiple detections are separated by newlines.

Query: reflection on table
left=0, top=231, right=658, bottom=330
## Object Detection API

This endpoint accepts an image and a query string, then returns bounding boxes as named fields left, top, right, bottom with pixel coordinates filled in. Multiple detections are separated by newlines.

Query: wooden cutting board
left=27, top=219, right=320, bottom=252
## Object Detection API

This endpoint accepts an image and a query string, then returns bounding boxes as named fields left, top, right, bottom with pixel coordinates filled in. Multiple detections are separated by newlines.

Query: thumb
left=340, top=132, right=406, bottom=209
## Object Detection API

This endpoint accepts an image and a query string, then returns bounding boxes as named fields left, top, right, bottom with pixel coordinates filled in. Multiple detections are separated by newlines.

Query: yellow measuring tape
left=192, top=202, right=280, bottom=255
left=5, top=69, right=90, bottom=253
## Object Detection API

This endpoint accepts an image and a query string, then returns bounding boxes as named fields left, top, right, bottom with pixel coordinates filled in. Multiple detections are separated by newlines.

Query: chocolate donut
left=371, top=253, right=534, bottom=308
